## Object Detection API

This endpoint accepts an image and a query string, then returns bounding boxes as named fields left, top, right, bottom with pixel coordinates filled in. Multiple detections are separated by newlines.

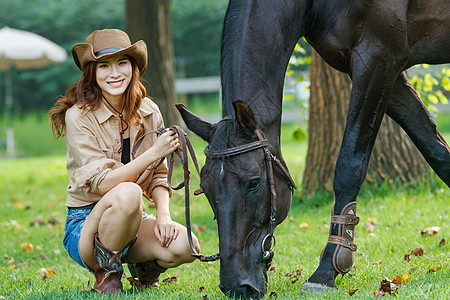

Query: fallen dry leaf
left=374, top=279, right=399, bottom=297
left=199, top=286, right=205, bottom=293
left=39, top=267, right=57, bottom=280
left=421, top=226, right=441, bottom=236
left=410, top=248, right=424, bottom=256
left=283, top=269, right=302, bottom=284
left=202, top=295, right=210, bottom=300
left=299, top=222, right=309, bottom=228
left=15, top=202, right=25, bottom=210
left=4, top=255, right=15, bottom=265
left=439, top=238, right=446, bottom=247
left=404, top=248, right=424, bottom=261
left=391, top=275, right=402, bottom=286
left=20, top=242, right=34, bottom=253
left=48, top=218, right=59, bottom=225
left=127, top=276, right=142, bottom=289
left=269, top=291, right=278, bottom=298
left=364, top=219, right=379, bottom=232
left=372, top=274, right=409, bottom=298
left=162, top=275, right=178, bottom=284
left=30, top=219, right=45, bottom=227
left=428, top=266, right=442, bottom=273
left=347, top=288, right=359, bottom=296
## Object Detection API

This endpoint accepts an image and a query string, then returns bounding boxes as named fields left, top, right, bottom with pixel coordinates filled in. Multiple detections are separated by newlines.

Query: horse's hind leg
left=386, top=72, right=450, bottom=184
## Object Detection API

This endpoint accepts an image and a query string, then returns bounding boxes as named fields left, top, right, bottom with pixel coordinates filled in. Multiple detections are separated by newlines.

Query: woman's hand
left=154, top=214, right=179, bottom=248
left=150, top=130, right=179, bottom=159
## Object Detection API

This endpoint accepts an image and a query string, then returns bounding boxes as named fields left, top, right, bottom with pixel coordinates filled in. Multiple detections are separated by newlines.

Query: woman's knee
left=169, top=227, right=200, bottom=265
left=110, top=182, right=143, bottom=214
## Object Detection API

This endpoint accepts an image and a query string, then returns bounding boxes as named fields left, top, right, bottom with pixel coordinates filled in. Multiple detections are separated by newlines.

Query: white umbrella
left=0, top=26, right=67, bottom=155
left=0, top=26, right=67, bottom=71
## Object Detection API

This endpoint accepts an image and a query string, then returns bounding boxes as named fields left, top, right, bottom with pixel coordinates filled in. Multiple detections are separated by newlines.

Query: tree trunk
left=126, top=0, right=178, bottom=126
left=302, top=50, right=429, bottom=194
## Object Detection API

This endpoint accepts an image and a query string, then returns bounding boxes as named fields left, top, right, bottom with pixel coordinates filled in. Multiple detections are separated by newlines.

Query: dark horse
left=177, top=0, right=450, bottom=298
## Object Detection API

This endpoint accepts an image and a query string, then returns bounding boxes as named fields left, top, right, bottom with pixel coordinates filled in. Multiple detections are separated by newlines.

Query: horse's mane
left=220, top=0, right=247, bottom=117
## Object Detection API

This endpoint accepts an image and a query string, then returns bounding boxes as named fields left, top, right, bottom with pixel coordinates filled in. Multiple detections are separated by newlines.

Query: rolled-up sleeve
left=65, top=108, right=122, bottom=196
left=146, top=160, right=172, bottom=199
left=133, top=100, right=172, bottom=200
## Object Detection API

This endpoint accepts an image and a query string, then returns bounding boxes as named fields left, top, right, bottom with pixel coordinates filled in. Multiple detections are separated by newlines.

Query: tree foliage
left=171, top=0, right=228, bottom=78
left=0, top=0, right=226, bottom=113
left=0, top=0, right=125, bottom=113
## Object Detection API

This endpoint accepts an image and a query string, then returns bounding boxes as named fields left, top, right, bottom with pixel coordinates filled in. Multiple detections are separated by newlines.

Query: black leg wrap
left=324, top=202, right=359, bottom=274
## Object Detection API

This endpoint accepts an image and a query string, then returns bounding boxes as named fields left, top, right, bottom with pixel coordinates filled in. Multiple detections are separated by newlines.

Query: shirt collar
left=94, top=100, right=115, bottom=124
left=93, top=98, right=154, bottom=124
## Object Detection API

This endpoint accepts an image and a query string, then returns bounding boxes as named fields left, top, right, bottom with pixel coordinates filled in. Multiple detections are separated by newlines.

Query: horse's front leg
left=302, top=55, right=402, bottom=292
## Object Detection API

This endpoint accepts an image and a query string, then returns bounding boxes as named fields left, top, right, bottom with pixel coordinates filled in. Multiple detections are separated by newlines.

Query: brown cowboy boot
left=131, top=260, right=168, bottom=287
left=93, top=234, right=136, bottom=294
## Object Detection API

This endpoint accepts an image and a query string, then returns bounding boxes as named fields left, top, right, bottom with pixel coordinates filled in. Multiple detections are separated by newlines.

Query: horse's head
left=177, top=101, right=294, bottom=299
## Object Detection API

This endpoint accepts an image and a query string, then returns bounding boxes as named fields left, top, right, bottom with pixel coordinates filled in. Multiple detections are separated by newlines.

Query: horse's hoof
left=300, top=281, right=333, bottom=294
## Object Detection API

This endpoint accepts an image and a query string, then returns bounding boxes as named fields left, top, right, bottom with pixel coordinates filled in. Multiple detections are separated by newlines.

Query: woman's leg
left=126, top=217, right=200, bottom=268
left=126, top=217, right=200, bottom=287
left=77, top=181, right=200, bottom=290
left=79, top=182, right=144, bottom=270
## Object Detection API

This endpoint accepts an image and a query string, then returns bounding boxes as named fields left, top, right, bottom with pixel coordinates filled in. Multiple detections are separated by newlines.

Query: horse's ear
left=233, top=100, right=258, bottom=133
left=175, top=103, right=214, bottom=142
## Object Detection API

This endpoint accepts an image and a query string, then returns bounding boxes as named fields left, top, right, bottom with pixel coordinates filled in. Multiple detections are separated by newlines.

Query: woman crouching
left=49, top=29, right=200, bottom=294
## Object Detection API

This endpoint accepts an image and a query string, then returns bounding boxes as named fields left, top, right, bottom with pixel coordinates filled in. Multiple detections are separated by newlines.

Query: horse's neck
left=220, top=0, right=307, bottom=145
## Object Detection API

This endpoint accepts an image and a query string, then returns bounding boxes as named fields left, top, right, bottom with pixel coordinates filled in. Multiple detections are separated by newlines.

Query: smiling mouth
left=108, top=79, right=125, bottom=87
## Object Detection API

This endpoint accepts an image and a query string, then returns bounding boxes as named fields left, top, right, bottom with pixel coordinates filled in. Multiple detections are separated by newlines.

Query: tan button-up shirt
left=64, top=97, right=171, bottom=207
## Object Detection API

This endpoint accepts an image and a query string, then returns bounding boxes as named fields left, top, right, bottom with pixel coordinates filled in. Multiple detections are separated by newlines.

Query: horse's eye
left=247, top=178, right=260, bottom=192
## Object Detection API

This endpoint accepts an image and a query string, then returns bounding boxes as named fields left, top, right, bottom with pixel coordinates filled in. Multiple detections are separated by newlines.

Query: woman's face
left=96, top=54, right=132, bottom=101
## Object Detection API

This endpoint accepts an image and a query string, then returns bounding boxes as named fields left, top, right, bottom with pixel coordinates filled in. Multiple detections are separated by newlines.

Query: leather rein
left=132, top=125, right=219, bottom=262
left=133, top=125, right=296, bottom=264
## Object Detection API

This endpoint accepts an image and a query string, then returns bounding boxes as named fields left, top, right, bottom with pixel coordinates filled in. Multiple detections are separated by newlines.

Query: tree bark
left=126, top=0, right=178, bottom=126
left=302, top=50, right=429, bottom=194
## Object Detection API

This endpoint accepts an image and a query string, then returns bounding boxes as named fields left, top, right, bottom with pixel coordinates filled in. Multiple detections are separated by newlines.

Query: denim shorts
left=63, top=205, right=151, bottom=273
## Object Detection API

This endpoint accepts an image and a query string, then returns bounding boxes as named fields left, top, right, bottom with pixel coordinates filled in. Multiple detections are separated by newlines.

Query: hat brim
left=71, top=40, right=147, bottom=75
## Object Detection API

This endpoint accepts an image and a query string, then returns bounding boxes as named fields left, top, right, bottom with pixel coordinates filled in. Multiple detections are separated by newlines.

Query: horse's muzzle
left=220, top=281, right=265, bottom=300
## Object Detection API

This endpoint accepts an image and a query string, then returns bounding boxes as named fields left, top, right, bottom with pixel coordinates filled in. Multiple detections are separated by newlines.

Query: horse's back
left=305, top=0, right=449, bottom=71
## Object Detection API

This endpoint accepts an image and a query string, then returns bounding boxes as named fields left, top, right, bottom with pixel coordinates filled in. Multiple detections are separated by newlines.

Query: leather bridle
left=203, top=128, right=297, bottom=265
left=133, top=125, right=297, bottom=265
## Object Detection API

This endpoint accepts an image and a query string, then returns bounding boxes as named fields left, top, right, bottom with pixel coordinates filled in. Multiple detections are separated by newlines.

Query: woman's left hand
left=154, top=214, right=179, bottom=248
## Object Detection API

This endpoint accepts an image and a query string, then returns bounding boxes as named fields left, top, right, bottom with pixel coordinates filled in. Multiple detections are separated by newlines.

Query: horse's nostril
left=241, top=283, right=262, bottom=299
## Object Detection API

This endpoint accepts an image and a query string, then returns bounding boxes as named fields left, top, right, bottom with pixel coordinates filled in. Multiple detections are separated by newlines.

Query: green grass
left=0, top=112, right=449, bottom=299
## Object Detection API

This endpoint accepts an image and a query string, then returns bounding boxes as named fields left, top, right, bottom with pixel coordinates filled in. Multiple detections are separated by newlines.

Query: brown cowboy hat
left=71, top=29, right=147, bottom=75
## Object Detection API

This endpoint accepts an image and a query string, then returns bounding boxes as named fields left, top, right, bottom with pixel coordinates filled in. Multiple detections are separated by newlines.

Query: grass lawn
left=0, top=115, right=449, bottom=299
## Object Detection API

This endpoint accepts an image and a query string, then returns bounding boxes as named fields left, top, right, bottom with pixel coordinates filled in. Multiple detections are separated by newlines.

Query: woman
left=49, top=29, right=200, bottom=294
